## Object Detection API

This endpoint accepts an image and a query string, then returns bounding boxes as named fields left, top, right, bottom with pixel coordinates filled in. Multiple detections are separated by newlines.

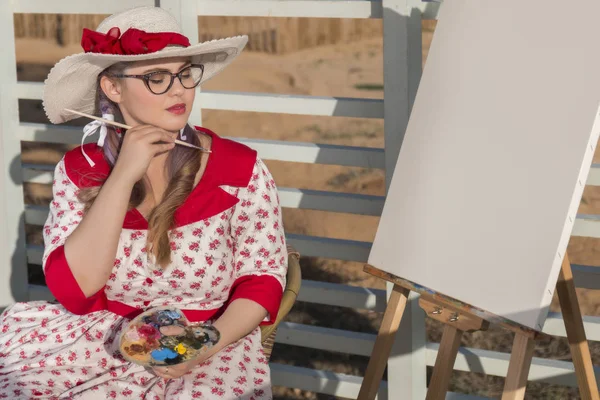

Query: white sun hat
left=42, top=6, right=248, bottom=124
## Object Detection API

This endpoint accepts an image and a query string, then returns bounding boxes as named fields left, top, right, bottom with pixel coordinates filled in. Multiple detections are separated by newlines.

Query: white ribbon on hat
left=81, top=114, right=114, bottom=167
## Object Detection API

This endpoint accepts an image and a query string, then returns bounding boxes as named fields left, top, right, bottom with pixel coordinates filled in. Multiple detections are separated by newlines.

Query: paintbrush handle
left=64, top=108, right=210, bottom=152
left=174, top=139, right=203, bottom=150
left=65, top=108, right=132, bottom=129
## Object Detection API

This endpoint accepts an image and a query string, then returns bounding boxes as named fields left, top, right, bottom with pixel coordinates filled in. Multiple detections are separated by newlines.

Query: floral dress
left=0, top=128, right=287, bottom=399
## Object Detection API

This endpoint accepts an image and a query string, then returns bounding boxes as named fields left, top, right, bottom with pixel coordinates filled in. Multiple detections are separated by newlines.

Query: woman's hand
left=151, top=355, right=206, bottom=380
left=113, top=125, right=176, bottom=185
left=151, top=299, right=267, bottom=380
left=152, top=360, right=194, bottom=380
left=151, top=338, right=224, bottom=379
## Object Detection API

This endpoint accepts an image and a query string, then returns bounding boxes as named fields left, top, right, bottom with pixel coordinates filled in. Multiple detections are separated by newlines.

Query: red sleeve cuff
left=44, top=245, right=107, bottom=315
left=227, top=275, right=283, bottom=326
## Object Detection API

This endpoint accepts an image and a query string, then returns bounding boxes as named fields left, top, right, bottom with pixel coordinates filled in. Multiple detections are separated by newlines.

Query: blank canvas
left=368, top=0, right=600, bottom=330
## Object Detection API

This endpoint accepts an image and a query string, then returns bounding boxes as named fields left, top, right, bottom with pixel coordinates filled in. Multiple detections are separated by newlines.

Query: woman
left=0, top=6, right=286, bottom=399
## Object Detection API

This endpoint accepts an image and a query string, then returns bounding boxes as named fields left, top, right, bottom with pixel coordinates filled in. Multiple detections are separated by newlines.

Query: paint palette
left=118, top=307, right=220, bottom=366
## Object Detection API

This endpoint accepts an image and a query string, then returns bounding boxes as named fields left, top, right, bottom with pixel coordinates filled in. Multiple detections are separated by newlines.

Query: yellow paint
left=174, top=343, right=187, bottom=355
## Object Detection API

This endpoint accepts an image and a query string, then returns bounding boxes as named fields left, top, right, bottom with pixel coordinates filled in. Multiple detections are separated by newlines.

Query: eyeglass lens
left=147, top=65, right=204, bottom=94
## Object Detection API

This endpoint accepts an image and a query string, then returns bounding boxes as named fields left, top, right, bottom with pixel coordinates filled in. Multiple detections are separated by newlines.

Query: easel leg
left=501, top=332, right=535, bottom=400
left=556, top=253, right=600, bottom=400
left=426, top=324, right=463, bottom=400
left=357, top=284, right=411, bottom=400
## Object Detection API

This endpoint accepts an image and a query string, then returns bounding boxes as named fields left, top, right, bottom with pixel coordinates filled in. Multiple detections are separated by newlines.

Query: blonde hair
left=77, top=62, right=202, bottom=268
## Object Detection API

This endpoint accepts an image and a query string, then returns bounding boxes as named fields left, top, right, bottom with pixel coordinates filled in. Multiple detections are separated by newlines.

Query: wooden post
left=357, top=284, right=411, bottom=400
left=56, top=15, right=64, bottom=47
left=160, top=0, right=202, bottom=126
left=420, top=296, right=489, bottom=400
left=381, top=1, right=426, bottom=398
left=501, top=333, right=536, bottom=400
left=556, top=254, right=600, bottom=400
left=425, top=324, right=462, bottom=400
left=0, top=0, right=28, bottom=309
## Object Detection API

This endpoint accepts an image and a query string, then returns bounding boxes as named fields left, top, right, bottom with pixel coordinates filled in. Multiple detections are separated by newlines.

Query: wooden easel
left=357, top=252, right=599, bottom=400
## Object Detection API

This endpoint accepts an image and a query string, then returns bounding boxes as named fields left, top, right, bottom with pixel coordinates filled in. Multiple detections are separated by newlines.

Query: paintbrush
left=64, top=108, right=211, bottom=152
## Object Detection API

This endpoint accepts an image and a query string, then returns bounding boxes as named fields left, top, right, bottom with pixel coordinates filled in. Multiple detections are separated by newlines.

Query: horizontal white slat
left=27, top=267, right=385, bottom=311
left=22, top=163, right=54, bottom=185
left=24, top=193, right=381, bottom=225
left=27, top=234, right=371, bottom=264
left=26, top=278, right=387, bottom=313
left=577, top=213, right=600, bottom=220
left=22, top=173, right=385, bottom=217
left=586, top=164, right=600, bottom=186
left=572, top=264, right=600, bottom=290
left=19, top=123, right=83, bottom=145
left=197, top=0, right=382, bottom=18
left=271, top=362, right=482, bottom=399
left=195, top=0, right=442, bottom=21
left=572, top=215, right=600, bottom=238
left=279, top=188, right=384, bottom=215
left=27, top=247, right=387, bottom=310
left=16, top=83, right=384, bottom=119
left=298, top=279, right=386, bottom=311
left=238, top=137, right=382, bottom=168
left=286, top=233, right=371, bottom=262
left=22, top=179, right=600, bottom=224
left=446, top=392, right=489, bottom=400
left=12, top=0, right=154, bottom=13
left=24, top=191, right=382, bottom=225
left=27, top=244, right=43, bottom=265
left=28, top=276, right=384, bottom=314
left=18, top=123, right=385, bottom=169
left=275, top=322, right=376, bottom=356
left=28, top=284, right=54, bottom=302
left=16, top=82, right=43, bottom=100
left=410, top=0, right=441, bottom=20
left=28, top=277, right=387, bottom=313
left=199, top=91, right=384, bottom=119
left=25, top=205, right=49, bottom=226
left=542, top=312, right=600, bottom=340
left=427, top=342, right=600, bottom=388
left=444, top=394, right=488, bottom=400
left=270, top=363, right=387, bottom=399
left=285, top=275, right=600, bottom=340
left=28, top=254, right=386, bottom=307
left=20, top=171, right=600, bottom=235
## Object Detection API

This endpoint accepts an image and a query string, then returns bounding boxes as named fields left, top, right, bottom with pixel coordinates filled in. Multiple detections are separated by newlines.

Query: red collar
left=64, top=127, right=257, bottom=229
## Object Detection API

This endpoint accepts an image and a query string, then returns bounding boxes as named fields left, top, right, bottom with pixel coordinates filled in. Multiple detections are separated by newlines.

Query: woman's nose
left=169, top=76, right=186, bottom=96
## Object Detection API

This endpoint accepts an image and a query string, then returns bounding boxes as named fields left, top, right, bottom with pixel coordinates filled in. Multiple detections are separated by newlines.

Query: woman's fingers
left=152, top=366, right=180, bottom=379
left=111, top=125, right=177, bottom=184
left=132, top=130, right=175, bottom=145
left=154, top=142, right=177, bottom=154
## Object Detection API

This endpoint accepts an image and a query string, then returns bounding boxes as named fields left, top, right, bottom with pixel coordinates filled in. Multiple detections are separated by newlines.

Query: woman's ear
left=99, top=75, right=122, bottom=104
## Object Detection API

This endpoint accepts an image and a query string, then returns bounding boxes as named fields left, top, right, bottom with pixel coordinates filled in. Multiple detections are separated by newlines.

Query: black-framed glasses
left=111, top=64, right=204, bottom=95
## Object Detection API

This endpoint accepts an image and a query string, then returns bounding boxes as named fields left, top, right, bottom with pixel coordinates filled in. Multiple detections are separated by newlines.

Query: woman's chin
left=161, top=112, right=192, bottom=132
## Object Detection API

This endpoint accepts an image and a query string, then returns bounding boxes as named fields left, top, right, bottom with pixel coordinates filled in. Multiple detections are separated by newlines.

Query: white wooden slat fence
left=1, top=0, right=599, bottom=399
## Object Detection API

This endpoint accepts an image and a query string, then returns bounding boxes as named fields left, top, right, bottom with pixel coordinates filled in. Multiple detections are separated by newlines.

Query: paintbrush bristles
left=64, top=108, right=211, bottom=153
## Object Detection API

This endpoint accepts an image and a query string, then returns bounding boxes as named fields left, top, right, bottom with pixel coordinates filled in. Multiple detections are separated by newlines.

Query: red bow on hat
left=81, top=27, right=190, bottom=55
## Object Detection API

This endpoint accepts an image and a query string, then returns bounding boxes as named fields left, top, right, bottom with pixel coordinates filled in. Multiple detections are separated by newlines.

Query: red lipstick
left=167, top=103, right=186, bottom=115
